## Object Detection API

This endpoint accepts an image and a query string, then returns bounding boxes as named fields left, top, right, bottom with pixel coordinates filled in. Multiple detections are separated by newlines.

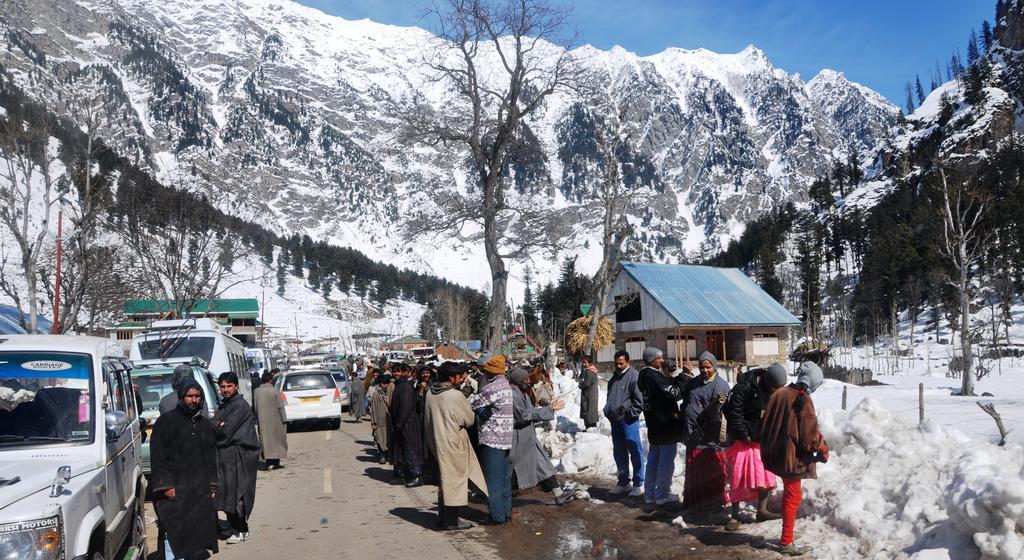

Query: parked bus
left=129, top=318, right=253, bottom=406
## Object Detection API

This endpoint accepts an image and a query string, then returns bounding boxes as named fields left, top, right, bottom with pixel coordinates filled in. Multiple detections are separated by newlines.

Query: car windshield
left=137, top=336, right=214, bottom=363
left=134, top=372, right=175, bottom=414
left=283, top=374, right=333, bottom=391
left=0, top=352, right=95, bottom=447
left=245, top=352, right=265, bottom=371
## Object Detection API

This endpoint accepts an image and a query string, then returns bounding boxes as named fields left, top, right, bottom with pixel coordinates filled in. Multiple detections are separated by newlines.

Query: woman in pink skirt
left=723, top=364, right=789, bottom=530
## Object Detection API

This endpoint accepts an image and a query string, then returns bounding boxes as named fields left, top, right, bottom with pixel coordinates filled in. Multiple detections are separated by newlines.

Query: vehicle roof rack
left=131, top=356, right=209, bottom=369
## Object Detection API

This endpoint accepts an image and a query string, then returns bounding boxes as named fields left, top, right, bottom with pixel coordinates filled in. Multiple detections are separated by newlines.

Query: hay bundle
left=565, top=315, right=614, bottom=354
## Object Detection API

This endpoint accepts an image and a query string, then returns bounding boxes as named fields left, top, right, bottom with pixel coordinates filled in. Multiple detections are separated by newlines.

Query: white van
left=0, top=335, right=146, bottom=559
left=128, top=318, right=253, bottom=407
left=244, top=346, right=275, bottom=374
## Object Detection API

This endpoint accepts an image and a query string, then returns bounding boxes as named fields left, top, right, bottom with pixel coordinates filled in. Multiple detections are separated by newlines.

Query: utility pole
left=51, top=207, right=63, bottom=334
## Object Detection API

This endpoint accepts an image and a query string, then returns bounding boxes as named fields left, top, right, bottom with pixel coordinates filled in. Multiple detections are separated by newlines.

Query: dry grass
left=565, top=315, right=614, bottom=354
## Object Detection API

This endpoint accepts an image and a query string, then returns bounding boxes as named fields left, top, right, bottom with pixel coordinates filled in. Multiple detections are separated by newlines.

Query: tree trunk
left=959, top=240, right=975, bottom=396
left=483, top=206, right=507, bottom=354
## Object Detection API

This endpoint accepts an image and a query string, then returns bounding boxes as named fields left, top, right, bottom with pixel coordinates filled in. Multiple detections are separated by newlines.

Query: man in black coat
left=637, top=347, right=687, bottom=506
left=213, top=371, right=261, bottom=544
left=390, top=365, right=424, bottom=487
left=158, top=365, right=195, bottom=416
left=150, top=379, right=218, bottom=560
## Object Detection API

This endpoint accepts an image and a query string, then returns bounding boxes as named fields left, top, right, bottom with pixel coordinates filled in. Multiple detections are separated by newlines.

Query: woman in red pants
left=759, top=362, right=829, bottom=556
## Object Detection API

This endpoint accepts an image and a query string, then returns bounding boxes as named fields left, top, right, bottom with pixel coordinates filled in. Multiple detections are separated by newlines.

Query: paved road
left=145, top=420, right=497, bottom=560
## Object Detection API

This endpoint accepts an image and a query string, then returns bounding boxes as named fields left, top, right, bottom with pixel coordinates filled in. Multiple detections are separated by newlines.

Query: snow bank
left=806, top=399, right=1024, bottom=559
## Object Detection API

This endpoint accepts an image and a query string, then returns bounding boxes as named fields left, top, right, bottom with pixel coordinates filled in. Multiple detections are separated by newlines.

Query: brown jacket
left=759, top=385, right=828, bottom=479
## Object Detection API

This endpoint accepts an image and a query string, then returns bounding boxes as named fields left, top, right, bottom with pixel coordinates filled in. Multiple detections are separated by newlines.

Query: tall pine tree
left=967, top=29, right=981, bottom=65
left=904, top=82, right=916, bottom=114
left=981, top=20, right=994, bottom=52
left=915, top=75, right=926, bottom=105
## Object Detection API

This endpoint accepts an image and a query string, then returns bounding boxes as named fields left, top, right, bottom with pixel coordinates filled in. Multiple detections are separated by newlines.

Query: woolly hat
left=642, top=347, right=664, bottom=365
left=697, top=351, right=718, bottom=371
left=764, top=363, right=788, bottom=389
left=482, top=354, right=507, bottom=375
left=509, top=368, right=530, bottom=386
left=171, top=364, right=193, bottom=390
left=796, top=361, right=824, bottom=393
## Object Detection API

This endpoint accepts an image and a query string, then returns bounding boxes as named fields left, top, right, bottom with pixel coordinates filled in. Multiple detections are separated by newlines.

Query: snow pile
left=805, top=398, right=1024, bottom=559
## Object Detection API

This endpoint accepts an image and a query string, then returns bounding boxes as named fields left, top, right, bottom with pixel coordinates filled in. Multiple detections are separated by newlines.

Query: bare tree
left=0, top=106, right=64, bottom=332
left=404, top=0, right=581, bottom=353
left=937, top=166, right=995, bottom=396
left=436, top=288, right=471, bottom=343
left=583, top=106, right=636, bottom=356
left=37, top=96, right=114, bottom=333
left=119, top=191, right=250, bottom=319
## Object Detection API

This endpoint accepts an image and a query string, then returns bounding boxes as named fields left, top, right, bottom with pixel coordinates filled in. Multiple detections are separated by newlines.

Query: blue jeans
left=163, top=536, right=178, bottom=560
left=644, top=442, right=677, bottom=501
left=479, top=445, right=512, bottom=522
left=610, top=419, right=645, bottom=486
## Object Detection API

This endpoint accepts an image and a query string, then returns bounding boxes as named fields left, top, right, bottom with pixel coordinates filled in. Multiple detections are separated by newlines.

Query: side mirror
left=105, top=411, right=130, bottom=441
left=49, top=465, right=71, bottom=497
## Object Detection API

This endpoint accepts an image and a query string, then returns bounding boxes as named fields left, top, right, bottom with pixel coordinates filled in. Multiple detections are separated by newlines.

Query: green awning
left=125, top=298, right=259, bottom=317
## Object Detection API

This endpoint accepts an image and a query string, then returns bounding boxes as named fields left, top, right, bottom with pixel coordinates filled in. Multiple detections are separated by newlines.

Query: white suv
left=0, top=335, right=146, bottom=560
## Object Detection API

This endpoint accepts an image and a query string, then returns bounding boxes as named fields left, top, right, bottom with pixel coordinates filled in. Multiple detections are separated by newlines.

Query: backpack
left=689, top=393, right=728, bottom=448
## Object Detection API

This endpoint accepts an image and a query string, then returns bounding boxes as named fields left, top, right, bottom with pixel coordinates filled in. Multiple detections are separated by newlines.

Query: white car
left=0, top=335, right=146, bottom=560
left=274, top=369, right=342, bottom=429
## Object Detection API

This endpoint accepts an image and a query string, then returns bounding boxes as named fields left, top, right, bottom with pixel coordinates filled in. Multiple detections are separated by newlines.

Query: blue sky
left=297, top=0, right=995, bottom=105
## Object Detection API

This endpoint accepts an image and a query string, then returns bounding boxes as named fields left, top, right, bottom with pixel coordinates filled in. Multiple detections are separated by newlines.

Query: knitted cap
left=509, top=368, right=530, bottom=386
left=642, top=347, right=664, bottom=365
left=482, top=354, right=507, bottom=375
left=764, top=363, right=788, bottom=388
left=697, top=351, right=718, bottom=371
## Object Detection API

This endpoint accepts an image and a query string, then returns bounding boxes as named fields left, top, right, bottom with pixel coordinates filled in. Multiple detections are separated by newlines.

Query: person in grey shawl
left=508, top=368, right=571, bottom=505
left=577, top=356, right=600, bottom=430
left=213, top=371, right=261, bottom=544
left=253, top=371, right=287, bottom=470
left=367, top=373, right=392, bottom=464
left=681, top=351, right=731, bottom=512
left=349, top=360, right=368, bottom=421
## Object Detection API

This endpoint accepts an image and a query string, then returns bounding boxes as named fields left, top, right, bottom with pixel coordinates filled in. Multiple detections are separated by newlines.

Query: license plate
left=299, top=396, right=321, bottom=403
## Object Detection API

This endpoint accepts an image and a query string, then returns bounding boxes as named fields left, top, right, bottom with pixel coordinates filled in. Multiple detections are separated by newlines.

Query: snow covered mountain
left=0, top=0, right=898, bottom=286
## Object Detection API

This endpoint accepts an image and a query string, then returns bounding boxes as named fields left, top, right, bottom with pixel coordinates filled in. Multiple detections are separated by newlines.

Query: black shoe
left=442, top=520, right=474, bottom=531
left=405, top=477, right=423, bottom=488
left=378, top=455, right=387, bottom=464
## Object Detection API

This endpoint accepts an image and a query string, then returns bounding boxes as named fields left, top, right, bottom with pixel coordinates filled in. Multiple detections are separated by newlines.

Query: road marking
left=323, top=468, right=332, bottom=494
left=325, top=431, right=331, bottom=441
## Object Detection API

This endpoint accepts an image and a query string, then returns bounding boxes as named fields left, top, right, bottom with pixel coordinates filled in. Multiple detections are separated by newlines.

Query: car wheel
left=131, top=489, right=148, bottom=556
left=331, top=418, right=341, bottom=430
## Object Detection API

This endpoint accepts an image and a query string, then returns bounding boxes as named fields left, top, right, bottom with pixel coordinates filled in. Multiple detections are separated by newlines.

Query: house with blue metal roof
left=605, top=262, right=801, bottom=367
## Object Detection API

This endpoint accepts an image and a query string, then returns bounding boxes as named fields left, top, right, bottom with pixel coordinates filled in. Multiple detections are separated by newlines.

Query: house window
left=625, top=337, right=645, bottom=360
left=615, top=293, right=642, bottom=323
left=753, top=333, right=780, bottom=356
left=596, top=345, right=616, bottom=363
left=666, top=335, right=697, bottom=360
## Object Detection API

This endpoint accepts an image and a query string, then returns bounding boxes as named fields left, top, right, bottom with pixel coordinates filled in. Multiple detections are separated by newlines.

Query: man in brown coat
left=760, top=362, right=829, bottom=557
left=424, top=361, right=488, bottom=530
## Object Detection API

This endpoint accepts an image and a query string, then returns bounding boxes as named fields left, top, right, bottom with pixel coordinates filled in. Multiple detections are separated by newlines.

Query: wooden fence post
left=919, top=383, right=924, bottom=425
left=842, top=385, right=848, bottom=411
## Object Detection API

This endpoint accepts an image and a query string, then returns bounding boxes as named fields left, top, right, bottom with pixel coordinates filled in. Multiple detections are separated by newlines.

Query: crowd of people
left=353, top=348, right=828, bottom=556
left=601, top=348, right=829, bottom=556
left=149, top=367, right=289, bottom=560
left=148, top=345, right=828, bottom=558
left=351, top=354, right=573, bottom=530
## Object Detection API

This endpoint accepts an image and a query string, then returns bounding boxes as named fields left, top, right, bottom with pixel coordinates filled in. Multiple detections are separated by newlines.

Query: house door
left=705, top=331, right=726, bottom=361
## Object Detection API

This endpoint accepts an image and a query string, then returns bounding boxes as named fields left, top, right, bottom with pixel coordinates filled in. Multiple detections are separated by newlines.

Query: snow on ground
left=538, top=339, right=1024, bottom=560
